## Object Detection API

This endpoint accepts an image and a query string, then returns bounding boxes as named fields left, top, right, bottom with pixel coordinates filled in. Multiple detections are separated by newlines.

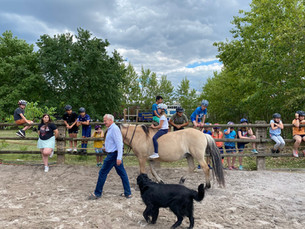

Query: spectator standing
left=224, top=121, right=237, bottom=170
left=92, top=125, right=105, bottom=167
left=152, top=95, right=163, bottom=123
left=203, top=122, right=212, bottom=135
left=77, top=107, right=91, bottom=153
left=190, top=100, right=208, bottom=129
left=292, top=110, right=305, bottom=157
left=37, top=114, right=58, bottom=172
left=63, top=105, right=78, bottom=153
left=14, top=100, right=33, bottom=138
left=89, top=114, right=132, bottom=199
left=269, top=113, right=285, bottom=154
left=168, top=107, right=189, bottom=131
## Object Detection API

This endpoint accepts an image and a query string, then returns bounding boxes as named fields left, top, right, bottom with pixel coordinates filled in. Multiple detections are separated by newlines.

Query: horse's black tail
left=205, top=134, right=225, bottom=187
left=193, top=184, right=205, bottom=202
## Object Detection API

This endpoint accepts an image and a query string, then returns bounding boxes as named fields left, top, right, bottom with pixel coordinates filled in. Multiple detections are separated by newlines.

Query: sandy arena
left=0, top=164, right=304, bottom=229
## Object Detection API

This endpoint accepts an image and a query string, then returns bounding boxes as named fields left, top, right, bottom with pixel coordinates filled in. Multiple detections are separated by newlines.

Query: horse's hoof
left=179, top=177, right=186, bottom=184
left=205, top=183, right=211, bottom=189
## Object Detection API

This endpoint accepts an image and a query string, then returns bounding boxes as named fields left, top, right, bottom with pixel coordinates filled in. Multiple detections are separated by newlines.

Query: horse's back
left=157, top=128, right=208, bottom=161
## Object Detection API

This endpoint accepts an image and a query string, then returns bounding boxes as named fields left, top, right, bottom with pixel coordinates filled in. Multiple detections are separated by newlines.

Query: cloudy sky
left=0, top=0, right=252, bottom=90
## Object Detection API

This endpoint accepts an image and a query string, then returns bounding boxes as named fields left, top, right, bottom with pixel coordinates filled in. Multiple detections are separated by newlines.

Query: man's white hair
left=104, top=114, right=114, bottom=121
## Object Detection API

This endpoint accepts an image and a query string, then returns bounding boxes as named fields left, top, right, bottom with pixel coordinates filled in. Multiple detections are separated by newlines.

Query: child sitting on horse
left=269, top=113, right=285, bottom=154
left=149, top=103, right=168, bottom=159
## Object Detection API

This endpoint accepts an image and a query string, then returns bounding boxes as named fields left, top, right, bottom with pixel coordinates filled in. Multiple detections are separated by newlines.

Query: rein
left=122, top=124, right=137, bottom=154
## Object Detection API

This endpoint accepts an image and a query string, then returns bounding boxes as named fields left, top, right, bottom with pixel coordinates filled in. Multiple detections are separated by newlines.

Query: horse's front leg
left=148, top=160, right=164, bottom=183
left=138, top=156, right=147, bottom=174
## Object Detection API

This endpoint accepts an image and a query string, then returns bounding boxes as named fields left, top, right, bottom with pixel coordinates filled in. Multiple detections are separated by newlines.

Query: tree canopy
left=0, top=31, right=45, bottom=120
left=205, top=0, right=305, bottom=123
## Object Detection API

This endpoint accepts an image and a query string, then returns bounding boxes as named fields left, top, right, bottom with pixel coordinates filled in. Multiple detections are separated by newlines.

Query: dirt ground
left=0, top=164, right=304, bottom=229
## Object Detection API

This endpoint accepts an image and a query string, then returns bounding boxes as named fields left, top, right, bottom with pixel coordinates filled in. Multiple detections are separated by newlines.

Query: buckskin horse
left=120, top=124, right=225, bottom=188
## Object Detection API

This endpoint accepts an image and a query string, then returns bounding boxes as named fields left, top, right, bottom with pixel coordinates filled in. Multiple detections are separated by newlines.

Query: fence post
left=123, top=108, right=127, bottom=123
left=56, top=120, right=66, bottom=164
left=255, top=120, right=267, bottom=171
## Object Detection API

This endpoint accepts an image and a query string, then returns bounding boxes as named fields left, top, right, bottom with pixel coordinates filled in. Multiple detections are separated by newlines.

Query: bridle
left=122, top=124, right=137, bottom=154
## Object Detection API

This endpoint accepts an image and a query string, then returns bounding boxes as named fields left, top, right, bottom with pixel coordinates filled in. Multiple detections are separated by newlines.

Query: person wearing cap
left=169, top=107, right=189, bottom=131
left=292, top=110, right=305, bottom=157
left=63, top=105, right=79, bottom=153
left=190, top=100, right=209, bottom=129
left=149, top=103, right=168, bottom=159
left=14, top=100, right=33, bottom=138
left=152, top=95, right=163, bottom=123
left=269, top=113, right=285, bottom=154
left=92, top=125, right=105, bottom=167
left=237, top=118, right=258, bottom=170
left=224, top=121, right=237, bottom=170
left=77, top=107, right=91, bottom=153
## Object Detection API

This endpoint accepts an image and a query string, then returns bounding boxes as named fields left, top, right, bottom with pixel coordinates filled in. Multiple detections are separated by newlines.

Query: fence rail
left=0, top=121, right=304, bottom=169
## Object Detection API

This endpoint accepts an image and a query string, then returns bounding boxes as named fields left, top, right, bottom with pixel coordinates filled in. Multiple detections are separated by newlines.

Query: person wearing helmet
left=292, top=110, right=305, bottom=157
left=190, top=100, right=209, bottom=129
left=92, top=125, right=105, bottom=167
left=269, top=113, right=285, bottom=154
left=77, top=107, right=91, bottom=153
left=149, top=103, right=169, bottom=159
left=14, top=100, right=33, bottom=138
left=63, top=105, right=79, bottom=153
left=169, top=107, right=189, bottom=131
left=237, top=118, right=258, bottom=170
left=152, top=95, right=163, bottom=123
left=224, top=121, right=237, bottom=170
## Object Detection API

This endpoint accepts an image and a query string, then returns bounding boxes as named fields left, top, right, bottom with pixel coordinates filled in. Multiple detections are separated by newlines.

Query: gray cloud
left=0, top=0, right=251, bottom=90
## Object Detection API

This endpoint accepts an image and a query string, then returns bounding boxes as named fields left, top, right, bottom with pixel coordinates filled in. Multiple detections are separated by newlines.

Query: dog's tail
left=205, top=134, right=225, bottom=187
left=193, top=184, right=205, bottom=202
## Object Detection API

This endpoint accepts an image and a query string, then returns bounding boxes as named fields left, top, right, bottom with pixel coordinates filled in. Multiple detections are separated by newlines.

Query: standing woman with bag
left=37, top=114, right=58, bottom=172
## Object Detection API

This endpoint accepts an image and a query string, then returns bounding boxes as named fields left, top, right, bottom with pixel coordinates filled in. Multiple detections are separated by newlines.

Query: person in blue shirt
left=224, top=121, right=237, bottom=170
left=89, top=114, right=132, bottom=199
left=269, top=113, right=285, bottom=154
left=152, top=95, right=163, bottom=123
left=190, top=100, right=208, bottom=129
left=77, top=107, right=91, bottom=153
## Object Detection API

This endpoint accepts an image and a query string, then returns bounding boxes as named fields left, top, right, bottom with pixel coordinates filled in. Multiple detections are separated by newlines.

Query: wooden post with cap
left=255, top=120, right=267, bottom=170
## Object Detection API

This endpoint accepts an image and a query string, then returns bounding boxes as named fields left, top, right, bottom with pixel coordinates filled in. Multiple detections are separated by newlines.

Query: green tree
left=175, top=77, right=198, bottom=116
left=0, top=31, right=45, bottom=120
left=211, top=0, right=305, bottom=122
left=37, top=28, right=126, bottom=119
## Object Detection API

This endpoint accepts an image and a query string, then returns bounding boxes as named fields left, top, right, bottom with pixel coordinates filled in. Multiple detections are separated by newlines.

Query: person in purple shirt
left=89, top=114, right=132, bottom=200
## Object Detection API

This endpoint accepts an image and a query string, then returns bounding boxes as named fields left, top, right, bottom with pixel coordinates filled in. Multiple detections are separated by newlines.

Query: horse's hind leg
left=186, top=154, right=195, bottom=172
left=148, top=161, right=164, bottom=183
left=198, top=159, right=211, bottom=189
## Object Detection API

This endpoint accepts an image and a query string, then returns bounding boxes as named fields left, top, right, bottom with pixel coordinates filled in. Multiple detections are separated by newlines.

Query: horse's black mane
left=141, top=124, right=151, bottom=136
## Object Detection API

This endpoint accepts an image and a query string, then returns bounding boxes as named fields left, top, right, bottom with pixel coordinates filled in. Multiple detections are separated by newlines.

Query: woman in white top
left=149, top=103, right=168, bottom=159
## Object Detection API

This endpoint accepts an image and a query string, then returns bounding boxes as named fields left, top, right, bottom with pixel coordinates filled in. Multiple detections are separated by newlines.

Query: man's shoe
left=271, top=149, right=276, bottom=153
left=149, top=153, right=159, bottom=159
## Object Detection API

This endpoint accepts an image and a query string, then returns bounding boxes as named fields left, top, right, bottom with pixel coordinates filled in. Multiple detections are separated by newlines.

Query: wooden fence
left=0, top=121, right=304, bottom=170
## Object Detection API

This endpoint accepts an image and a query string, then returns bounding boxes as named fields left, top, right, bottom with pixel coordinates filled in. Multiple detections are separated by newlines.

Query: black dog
left=137, top=173, right=204, bottom=229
